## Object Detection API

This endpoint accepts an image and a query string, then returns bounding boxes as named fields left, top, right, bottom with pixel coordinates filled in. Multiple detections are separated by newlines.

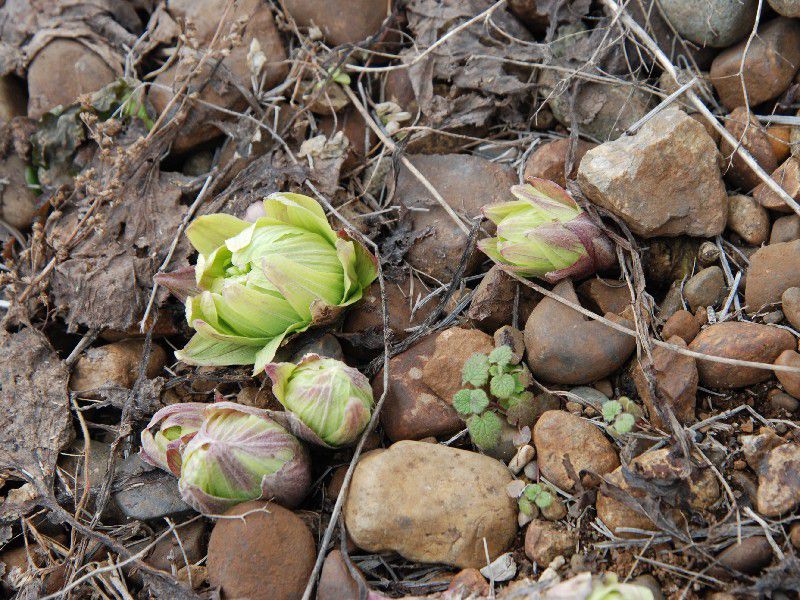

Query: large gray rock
left=577, top=107, right=727, bottom=238
left=344, top=441, right=517, bottom=568
left=658, top=0, right=757, bottom=47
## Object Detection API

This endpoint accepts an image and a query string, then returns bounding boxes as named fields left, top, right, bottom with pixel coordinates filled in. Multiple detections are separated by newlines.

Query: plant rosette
left=139, top=402, right=206, bottom=475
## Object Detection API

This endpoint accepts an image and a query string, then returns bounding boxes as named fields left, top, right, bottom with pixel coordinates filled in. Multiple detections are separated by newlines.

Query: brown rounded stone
left=661, top=309, right=701, bottom=343
left=467, top=265, right=539, bottom=332
left=397, top=154, right=515, bottom=283
left=577, top=278, right=632, bottom=316
left=756, top=443, right=800, bottom=516
left=782, top=287, right=800, bottom=330
left=721, top=110, right=779, bottom=192
left=726, top=194, right=770, bottom=245
left=422, top=327, right=495, bottom=406
left=27, top=39, right=117, bottom=119
left=688, top=322, right=795, bottom=388
left=770, top=215, right=800, bottom=244
left=710, top=17, right=800, bottom=110
left=533, top=410, right=619, bottom=491
left=523, top=138, right=596, bottom=188
left=283, top=0, right=391, bottom=46
left=754, top=157, right=800, bottom=213
left=445, top=568, right=490, bottom=599
left=207, top=501, right=315, bottom=600
left=524, top=280, right=636, bottom=385
left=524, top=520, right=576, bottom=566
left=712, top=537, right=773, bottom=576
left=745, top=240, right=800, bottom=313
left=318, top=549, right=363, bottom=600
left=69, top=340, right=167, bottom=394
left=775, top=350, right=800, bottom=398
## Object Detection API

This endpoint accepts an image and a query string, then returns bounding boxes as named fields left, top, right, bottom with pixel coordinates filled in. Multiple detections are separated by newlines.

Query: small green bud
left=613, top=413, right=636, bottom=434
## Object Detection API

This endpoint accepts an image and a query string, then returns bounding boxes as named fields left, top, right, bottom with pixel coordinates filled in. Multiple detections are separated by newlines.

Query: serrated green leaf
left=534, top=490, right=553, bottom=509
left=613, top=412, right=635, bottom=434
left=601, top=400, right=623, bottom=423
left=490, top=373, right=516, bottom=400
left=462, top=353, right=490, bottom=387
left=452, top=389, right=475, bottom=415
left=467, top=412, right=502, bottom=450
left=489, top=345, right=514, bottom=367
left=453, top=389, right=489, bottom=415
left=524, top=483, right=542, bottom=501
left=489, top=364, right=500, bottom=377
left=518, top=496, right=534, bottom=516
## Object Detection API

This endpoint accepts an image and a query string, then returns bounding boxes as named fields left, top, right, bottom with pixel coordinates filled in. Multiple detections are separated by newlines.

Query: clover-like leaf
left=453, top=388, right=489, bottom=416
left=467, top=411, right=502, bottom=450
left=462, top=353, right=490, bottom=387
left=533, top=489, right=553, bottom=509
left=489, top=345, right=514, bottom=367
left=518, top=496, right=534, bottom=516
left=613, top=412, right=636, bottom=434
left=490, top=373, right=516, bottom=400
left=524, top=483, right=542, bottom=501
left=601, top=400, right=623, bottom=423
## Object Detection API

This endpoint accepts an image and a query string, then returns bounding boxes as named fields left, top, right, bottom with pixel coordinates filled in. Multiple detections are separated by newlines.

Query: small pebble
left=508, top=445, right=535, bottom=475
left=565, top=401, right=582, bottom=414
left=790, top=522, right=800, bottom=548
left=734, top=460, right=747, bottom=470
left=684, top=266, right=726, bottom=311
left=770, top=390, right=799, bottom=412
left=763, top=310, right=784, bottom=324
left=593, top=379, right=613, bottom=397
left=480, top=552, right=516, bottom=582
left=782, top=287, right=800, bottom=330
left=698, top=241, right=720, bottom=265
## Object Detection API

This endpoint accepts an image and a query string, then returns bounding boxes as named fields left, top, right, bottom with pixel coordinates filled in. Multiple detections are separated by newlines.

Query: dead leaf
left=0, top=328, right=73, bottom=489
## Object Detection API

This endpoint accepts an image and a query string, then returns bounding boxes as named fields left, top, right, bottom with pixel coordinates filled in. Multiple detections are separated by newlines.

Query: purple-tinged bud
left=178, top=402, right=310, bottom=515
left=264, top=354, right=373, bottom=448
left=140, top=402, right=206, bottom=475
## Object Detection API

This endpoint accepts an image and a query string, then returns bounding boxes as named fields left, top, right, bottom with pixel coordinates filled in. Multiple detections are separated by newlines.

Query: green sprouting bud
left=178, top=402, right=311, bottom=515
left=478, top=178, right=615, bottom=283
left=264, top=354, right=373, bottom=448
left=139, top=403, right=206, bottom=475
left=157, top=193, right=377, bottom=374
left=587, top=573, right=654, bottom=600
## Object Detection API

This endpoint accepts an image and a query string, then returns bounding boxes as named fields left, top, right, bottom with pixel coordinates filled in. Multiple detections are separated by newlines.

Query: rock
left=683, top=267, right=725, bottom=312
left=27, top=39, right=118, bottom=119
left=344, top=441, right=517, bottom=568
left=745, top=240, right=800, bottom=312
left=577, top=278, right=631, bottom=315
left=69, top=340, right=167, bottom=394
left=397, top=154, right=515, bottom=282
left=318, top=549, right=364, bottom=600
left=770, top=215, right=800, bottom=244
left=547, top=80, right=653, bottom=141
left=713, top=537, right=773, bottom=575
left=467, top=266, right=539, bottom=332
left=533, top=410, right=619, bottom=491
left=134, top=519, right=208, bottom=573
left=422, top=327, right=495, bottom=405
left=494, top=326, right=526, bottom=364
left=756, top=444, right=800, bottom=516
left=0, top=76, right=26, bottom=122
left=662, top=309, right=701, bottom=343
left=112, top=455, right=190, bottom=521
left=710, top=18, right=800, bottom=110
left=0, top=153, right=39, bottom=229
left=283, top=0, right=391, bottom=46
left=444, top=568, right=489, bottom=599
left=342, top=278, right=434, bottom=356
left=741, top=429, right=785, bottom=470
left=791, top=522, right=800, bottom=548
left=290, top=333, right=344, bottom=362
left=769, top=0, right=800, bottom=16
left=523, top=138, right=596, bottom=187
left=753, top=157, right=800, bottom=213
left=149, top=0, right=287, bottom=153
left=57, top=440, right=112, bottom=508
left=596, top=449, right=720, bottom=536
left=727, top=195, right=770, bottom=246
left=721, top=109, right=779, bottom=192
left=770, top=390, right=800, bottom=413
left=657, top=0, right=756, bottom=47
left=782, top=287, right=800, bottom=329
left=524, top=520, right=575, bottom=566
left=688, top=322, right=795, bottom=388
left=577, top=108, right=727, bottom=238
left=775, top=350, right=800, bottom=398
left=633, top=336, right=697, bottom=427
left=376, top=334, right=463, bottom=442
left=480, top=552, right=516, bottom=582
left=524, top=280, right=636, bottom=385
left=207, top=501, right=315, bottom=600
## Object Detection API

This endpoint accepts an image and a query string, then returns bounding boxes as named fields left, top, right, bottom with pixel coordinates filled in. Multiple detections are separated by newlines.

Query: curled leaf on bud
left=478, top=178, right=616, bottom=283
left=178, top=402, right=311, bottom=515
left=140, top=403, right=206, bottom=475
left=264, top=354, right=373, bottom=448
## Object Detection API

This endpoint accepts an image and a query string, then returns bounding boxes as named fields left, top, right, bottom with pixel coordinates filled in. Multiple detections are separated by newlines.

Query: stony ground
left=0, top=0, right=800, bottom=599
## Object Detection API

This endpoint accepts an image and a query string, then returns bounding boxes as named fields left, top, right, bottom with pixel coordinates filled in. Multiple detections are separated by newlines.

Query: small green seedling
left=601, top=397, right=638, bottom=434
left=517, top=483, right=554, bottom=516
left=454, top=346, right=535, bottom=450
